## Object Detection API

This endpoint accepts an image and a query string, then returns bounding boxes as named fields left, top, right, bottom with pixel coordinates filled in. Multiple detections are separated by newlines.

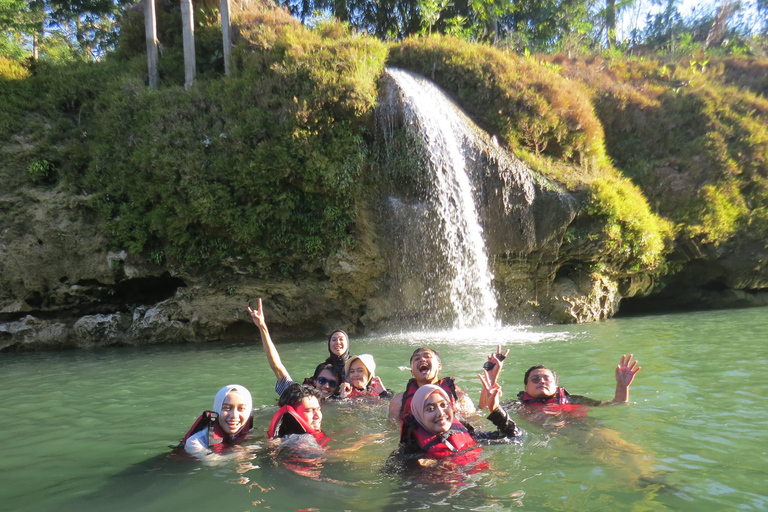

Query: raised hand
left=478, top=369, right=502, bottom=412
left=484, top=343, right=510, bottom=387
left=339, top=382, right=354, bottom=399
left=369, top=376, right=386, bottom=395
left=247, top=298, right=266, bottom=329
left=616, top=354, right=641, bottom=387
left=613, top=353, right=641, bottom=403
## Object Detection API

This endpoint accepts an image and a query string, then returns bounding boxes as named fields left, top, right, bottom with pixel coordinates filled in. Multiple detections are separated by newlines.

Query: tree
left=1, top=0, right=122, bottom=60
left=221, top=0, right=231, bottom=76
left=180, top=0, right=195, bottom=89
left=144, top=0, right=159, bottom=88
left=606, top=0, right=616, bottom=47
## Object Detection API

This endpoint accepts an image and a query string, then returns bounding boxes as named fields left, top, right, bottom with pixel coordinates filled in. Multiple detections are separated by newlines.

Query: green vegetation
left=389, top=36, right=673, bottom=273
left=557, top=54, right=768, bottom=248
left=0, top=4, right=387, bottom=276
left=2, top=0, right=767, bottom=282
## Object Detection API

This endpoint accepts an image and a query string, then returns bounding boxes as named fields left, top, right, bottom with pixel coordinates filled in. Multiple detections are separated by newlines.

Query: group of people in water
left=180, top=298, right=642, bottom=469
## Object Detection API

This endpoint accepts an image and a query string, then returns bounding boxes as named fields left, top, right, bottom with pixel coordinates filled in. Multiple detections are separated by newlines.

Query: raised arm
left=247, top=298, right=289, bottom=382
left=613, top=353, right=641, bottom=403
left=388, top=392, right=404, bottom=424
left=478, top=370, right=521, bottom=439
left=454, top=385, right=476, bottom=417
left=479, top=344, right=509, bottom=410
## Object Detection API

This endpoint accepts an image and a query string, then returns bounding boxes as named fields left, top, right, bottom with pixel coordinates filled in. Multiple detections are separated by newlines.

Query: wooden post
left=181, top=0, right=196, bottom=89
left=144, top=0, right=159, bottom=89
left=221, top=0, right=232, bottom=76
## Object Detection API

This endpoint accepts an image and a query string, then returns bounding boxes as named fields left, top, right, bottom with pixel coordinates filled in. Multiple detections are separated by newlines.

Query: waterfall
left=378, top=68, right=498, bottom=329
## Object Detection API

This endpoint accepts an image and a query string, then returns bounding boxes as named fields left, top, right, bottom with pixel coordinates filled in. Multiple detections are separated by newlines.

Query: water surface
left=2, top=308, right=767, bottom=511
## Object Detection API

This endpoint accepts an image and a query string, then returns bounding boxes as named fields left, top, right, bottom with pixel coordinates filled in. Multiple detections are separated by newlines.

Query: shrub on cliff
left=388, top=36, right=673, bottom=273
left=0, top=3, right=387, bottom=277
left=83, top=13, right=386, bottom=274
left=559, top=55, right=768, bottom=247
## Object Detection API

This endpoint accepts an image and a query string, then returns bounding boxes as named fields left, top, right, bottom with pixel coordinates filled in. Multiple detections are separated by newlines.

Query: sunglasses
left=316, top=376, right=339, bottom=388
left=529, top=375, right=552, bottom=384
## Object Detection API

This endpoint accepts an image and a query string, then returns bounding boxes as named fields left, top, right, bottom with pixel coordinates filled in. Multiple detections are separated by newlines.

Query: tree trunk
left=705, top=0, right=733, bottom=49
left=33, top=31, right=39, bottom=61
left=606, top=0, right=616, bottom=48
left=181, top=0, right=196, bottom=90
left=144, top=0, right=159, bottom=89
left=221, top=0, right=232, bottom=76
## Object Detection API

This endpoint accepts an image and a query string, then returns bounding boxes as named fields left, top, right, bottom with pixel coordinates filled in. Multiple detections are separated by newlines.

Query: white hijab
left=213, top=384, right=253, bottom=426
left=344, top=354, right=377, bottom=387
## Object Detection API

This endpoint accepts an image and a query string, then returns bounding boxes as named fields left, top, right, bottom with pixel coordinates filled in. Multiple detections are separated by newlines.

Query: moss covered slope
left=0, top=4, right=387, bottom=278
left=388, top=36, right=673, bottom=273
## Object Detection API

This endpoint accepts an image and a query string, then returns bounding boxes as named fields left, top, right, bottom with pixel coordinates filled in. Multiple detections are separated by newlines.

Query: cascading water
left=378, top=68, right=498, bottom=329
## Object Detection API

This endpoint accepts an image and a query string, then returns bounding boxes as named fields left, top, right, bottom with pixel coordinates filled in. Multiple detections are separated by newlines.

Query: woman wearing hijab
left=181, top=384, right=254, bottom=454
left=339, top=354, right=391, bottom=399
left=325, top=330, right=350, bottom=378
left=249, top=299, right=342, bottom=400
left=396, top=371, right=521, bottom=462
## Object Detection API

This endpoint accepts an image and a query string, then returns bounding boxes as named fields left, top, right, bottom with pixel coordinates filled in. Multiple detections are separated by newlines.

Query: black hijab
left=325, top=330, right=349, bottom=377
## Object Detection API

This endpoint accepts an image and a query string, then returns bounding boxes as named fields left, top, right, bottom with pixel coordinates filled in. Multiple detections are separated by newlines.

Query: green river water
left=1, top=307, right=767, bottom=511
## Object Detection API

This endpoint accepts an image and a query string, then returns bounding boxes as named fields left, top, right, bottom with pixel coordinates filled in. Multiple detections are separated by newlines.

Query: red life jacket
left=518, top=387, right=587, bottom=417
left=344, top=387, right=369, bottom=399
left=267, top=405, right=330, bottom=448
left=405, top=418, right=488, bottom=473
left=412, top=419, right=477, bottom=458
left=400, top=377, right=457, bottom=418
left=180, top=410, right=253, bottom=453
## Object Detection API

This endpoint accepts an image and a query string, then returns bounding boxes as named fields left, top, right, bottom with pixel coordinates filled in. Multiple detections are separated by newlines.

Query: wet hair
left=410, top=347, right=441, bottom=365
left=524, top=365, right=558, bottom=385
left=313, top=362, right=341, bottom=382
left=278, top=383, right=322, bottom=408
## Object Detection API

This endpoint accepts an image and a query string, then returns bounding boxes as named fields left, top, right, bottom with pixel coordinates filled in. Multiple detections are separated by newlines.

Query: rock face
left=2, top=70, right=767, bottom=350
left=0, top=188, right=386, bottom=351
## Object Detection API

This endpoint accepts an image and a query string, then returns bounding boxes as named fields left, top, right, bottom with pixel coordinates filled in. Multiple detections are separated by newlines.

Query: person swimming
left=512, top=354, right=642, bottom=420
left=181, top=384, right=253, bottom=454
left=389, top=347, right=475, bottom=423
left=248, top=299, right=342, bottom=400
left=339, top=354, right=391, bottom=399
left=394, top=370, right=521, bottom=467
left=325, top=330, right=350, bottom=379
left=268, top=383, right=328, bottom=444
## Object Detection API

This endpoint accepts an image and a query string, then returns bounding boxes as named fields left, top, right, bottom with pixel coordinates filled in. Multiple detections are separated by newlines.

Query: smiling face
left=218, top=391, right=249, bottom=435
left=313, top=369, right=340, bottom=398
left=410, top=348, right=442, bottom=385
left=422, top=391, right=454, bottom=434
left=328, top=331, right=348, bottom=357
left=294, top=396, right=322, bottom=432
left=347, top=359, right=370, bottom=389
left=524, top=368, right=557, bottom=399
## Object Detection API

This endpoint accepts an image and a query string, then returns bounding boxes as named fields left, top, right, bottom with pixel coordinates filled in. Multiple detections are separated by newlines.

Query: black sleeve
left=568, top=394, right=607, bottom=407
left=470, top=408, right=522, bottom=442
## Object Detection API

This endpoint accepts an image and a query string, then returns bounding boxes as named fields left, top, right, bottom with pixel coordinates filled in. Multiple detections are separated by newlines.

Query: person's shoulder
left=567, top=394, right=605, bottom=407
left=388, top=392, right=404, bottom=421
left=184, top=429, right=208, bottom=453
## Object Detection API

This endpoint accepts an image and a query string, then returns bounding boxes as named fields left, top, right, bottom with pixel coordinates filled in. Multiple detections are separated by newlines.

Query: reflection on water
left=1, top=308, right=768, bottom=511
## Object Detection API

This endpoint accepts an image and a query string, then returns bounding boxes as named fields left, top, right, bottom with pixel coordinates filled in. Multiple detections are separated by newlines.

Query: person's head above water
left=411, top=384, right=454, bottom=435
left=523, top=365, right=558, bottom=399
left=213, top=384, right=253, bottom=436
left=344, top=354, right=376, bottom=390
left=311, top=362, right=342, bottom=398
left=278, top=383, right=323, bottom=433
left=409, top=347, right=443, bottom=385
left=328, top=330, right=349, bottom=358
